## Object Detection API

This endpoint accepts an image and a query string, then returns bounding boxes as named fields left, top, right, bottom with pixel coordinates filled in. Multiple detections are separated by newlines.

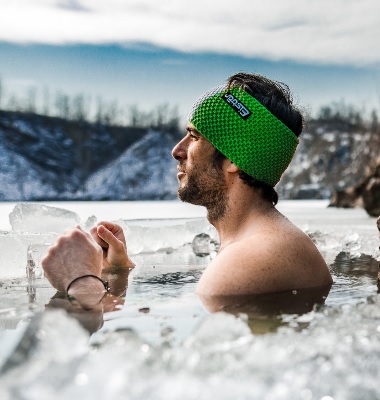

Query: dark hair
left=213, top=72, right=304, bottom=205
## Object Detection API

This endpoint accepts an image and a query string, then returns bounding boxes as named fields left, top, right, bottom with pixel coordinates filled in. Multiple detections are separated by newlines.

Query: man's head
left=172, top=72, right=303, bottom=212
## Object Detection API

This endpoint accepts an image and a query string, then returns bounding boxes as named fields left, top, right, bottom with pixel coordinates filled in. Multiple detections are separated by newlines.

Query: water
left=0, top=200, right=379, bottom=399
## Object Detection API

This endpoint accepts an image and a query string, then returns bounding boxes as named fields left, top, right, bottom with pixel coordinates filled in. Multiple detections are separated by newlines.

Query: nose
left=172, top=136, right=188, bottom=161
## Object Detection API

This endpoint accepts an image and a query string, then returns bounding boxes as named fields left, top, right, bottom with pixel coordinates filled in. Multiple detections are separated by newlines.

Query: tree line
left=0, top=77, right=379, bottom=134
left=315, top=100, right=379, bottom=132
left=0, top=78, right=180, bottom=133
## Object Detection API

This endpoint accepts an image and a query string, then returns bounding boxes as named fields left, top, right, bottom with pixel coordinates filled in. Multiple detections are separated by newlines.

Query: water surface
left=0, top=200, right=379, bottom=400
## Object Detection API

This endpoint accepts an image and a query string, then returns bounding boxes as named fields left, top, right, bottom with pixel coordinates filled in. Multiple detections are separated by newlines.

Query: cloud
left=56, top=0, right=90, bottom=12
left=0, top=0, right=379, bottom=66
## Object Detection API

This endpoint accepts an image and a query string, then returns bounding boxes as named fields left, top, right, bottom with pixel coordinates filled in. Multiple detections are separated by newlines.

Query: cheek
left=185, top=146, right=198, bottom=166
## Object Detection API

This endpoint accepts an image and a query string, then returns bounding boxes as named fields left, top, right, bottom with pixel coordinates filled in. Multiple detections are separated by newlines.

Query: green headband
left=188, top=85, right=299, bottom=186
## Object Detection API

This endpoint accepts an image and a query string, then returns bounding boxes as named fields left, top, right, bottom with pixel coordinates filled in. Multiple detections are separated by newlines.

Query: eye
left=186, top=127, right=200, bottom=140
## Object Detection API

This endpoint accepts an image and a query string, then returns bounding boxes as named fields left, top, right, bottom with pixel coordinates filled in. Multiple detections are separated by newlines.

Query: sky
left=0, top=0, right=379, bottom=121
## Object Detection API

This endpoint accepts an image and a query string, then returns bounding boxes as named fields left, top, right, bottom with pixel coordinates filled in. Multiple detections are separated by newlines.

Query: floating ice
left=9, top=203, right=81, bottom=233
left=0, top=310, right=90, bottom=399
left=191, top=233, right=212, bottom=257
left=119, top=218, right=218, bottom=256
left=26, top=243, right=51, bottom=280
left=0, top=232, right=56, bottom=279
left=307, top=228, right=380, bottom=265
left=3, top=300, right=380, bottom=400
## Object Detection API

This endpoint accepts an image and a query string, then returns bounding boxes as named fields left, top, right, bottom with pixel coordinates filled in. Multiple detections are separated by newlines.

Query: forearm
left=68, top=276, right=107, bottom=308
left=67, top=270, right=130, bottom=311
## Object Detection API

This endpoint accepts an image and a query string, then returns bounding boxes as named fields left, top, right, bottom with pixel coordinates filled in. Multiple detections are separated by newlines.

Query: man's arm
left=42, top=226, right=104, bottom=293
left=42, top=222, right=134, bottom=295
left=41, top=223, right=134, bottom=333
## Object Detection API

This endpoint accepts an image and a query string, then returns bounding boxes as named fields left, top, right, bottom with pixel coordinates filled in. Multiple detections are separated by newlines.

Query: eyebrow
left=186, top=126, right=200, bottom=134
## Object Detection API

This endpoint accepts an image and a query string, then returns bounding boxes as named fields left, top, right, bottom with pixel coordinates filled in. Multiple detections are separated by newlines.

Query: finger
left=97, top=225, right=124, bottom=249
left=90, top=226, right=108, bottom=248
left=97, top=221, right=123, bottom=234
left=97, top=221, right=126, bottom=244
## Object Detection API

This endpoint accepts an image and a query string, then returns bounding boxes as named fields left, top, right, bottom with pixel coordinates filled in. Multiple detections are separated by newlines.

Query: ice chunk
left=185, top=312, right=252, bottom=351
left=9, top=203, right=81, bottom=233
left=0, top=232, right=56, bottom=279
left=120, top=218, right=218, bottom=255
left=191, top=233, right=211, bottom=257
left=84, top=215, right=97, bottom=230
left=26, top=243, right=51, bottom=281
left=1, top=310, right=90, bottom=398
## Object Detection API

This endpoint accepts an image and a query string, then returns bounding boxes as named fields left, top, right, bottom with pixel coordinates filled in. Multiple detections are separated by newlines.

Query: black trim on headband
left=222, top=92, right=252, bottom=120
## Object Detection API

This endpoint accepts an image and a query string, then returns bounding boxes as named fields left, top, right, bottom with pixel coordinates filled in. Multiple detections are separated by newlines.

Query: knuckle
left=114, top=241, right=125, bottom=251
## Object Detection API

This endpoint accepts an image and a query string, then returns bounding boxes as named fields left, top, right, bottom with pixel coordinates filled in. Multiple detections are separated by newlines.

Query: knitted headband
left=188, top=84, right=299, bottom=186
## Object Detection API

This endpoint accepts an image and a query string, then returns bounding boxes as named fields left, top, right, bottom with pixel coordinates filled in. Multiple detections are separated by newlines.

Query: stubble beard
left=177, top=166, right=228, bottom=224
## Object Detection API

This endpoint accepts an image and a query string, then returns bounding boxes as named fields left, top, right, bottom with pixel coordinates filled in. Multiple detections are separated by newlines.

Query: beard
left=177, top=164, right=228, bottom=223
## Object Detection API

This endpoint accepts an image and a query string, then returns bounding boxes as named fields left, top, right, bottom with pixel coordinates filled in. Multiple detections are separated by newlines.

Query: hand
left=90, top=221, right=135, bottom=270
left=42, top=226, right=104, bottom=292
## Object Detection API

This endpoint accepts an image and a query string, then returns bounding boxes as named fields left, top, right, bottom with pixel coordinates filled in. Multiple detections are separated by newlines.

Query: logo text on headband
left=222, top=93, right=252, bottom=120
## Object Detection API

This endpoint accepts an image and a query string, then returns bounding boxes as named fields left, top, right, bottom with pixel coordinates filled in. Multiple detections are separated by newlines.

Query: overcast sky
left=0, top=0, right=379, bottom=118
left=1, top=0, right=379, bottom=66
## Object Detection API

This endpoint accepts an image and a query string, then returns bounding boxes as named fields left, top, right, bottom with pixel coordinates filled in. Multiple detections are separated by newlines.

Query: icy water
left=0, top=200, right=379, bottom=400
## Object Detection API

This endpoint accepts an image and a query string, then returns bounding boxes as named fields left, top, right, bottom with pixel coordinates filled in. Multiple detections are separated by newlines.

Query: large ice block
left=9, top=203, right=81, bottom=233
left=119, top=218, right=218, bottom=255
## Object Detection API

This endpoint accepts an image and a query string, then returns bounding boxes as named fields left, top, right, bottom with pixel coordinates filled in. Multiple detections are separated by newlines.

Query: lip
left=177, top=165, right=186, bottom=174
left=177, top=171, right=185, bottom=179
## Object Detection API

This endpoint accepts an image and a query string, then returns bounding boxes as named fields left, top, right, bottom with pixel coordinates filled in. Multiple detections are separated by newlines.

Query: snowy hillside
left=0, top=109, right=378, bottom=201
left=82, top=130, right=178, bottom=200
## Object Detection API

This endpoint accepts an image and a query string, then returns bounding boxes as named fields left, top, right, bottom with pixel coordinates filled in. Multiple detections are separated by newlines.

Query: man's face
left=171, top=124, right=228, bottom=222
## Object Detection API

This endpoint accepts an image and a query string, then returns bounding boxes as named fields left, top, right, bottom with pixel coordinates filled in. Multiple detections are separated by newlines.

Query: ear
left=226, top=160, right=240, bottom=173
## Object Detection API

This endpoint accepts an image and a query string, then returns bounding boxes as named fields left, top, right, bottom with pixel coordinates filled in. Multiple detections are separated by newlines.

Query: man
left=42, top=73, right=332, bottom=303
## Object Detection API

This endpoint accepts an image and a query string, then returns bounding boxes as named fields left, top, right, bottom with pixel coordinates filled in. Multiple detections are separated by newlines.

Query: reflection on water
left=327, top=252, right=379, bottom=306
left=0, top=252, right=379, bottom=333
left=0, top=250, right=377, bottom=336
left=132, top=270, right=203, bottom=295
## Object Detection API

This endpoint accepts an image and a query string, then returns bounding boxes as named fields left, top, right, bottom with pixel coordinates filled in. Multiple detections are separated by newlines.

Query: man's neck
left=208, top=183, right=277, bottom=250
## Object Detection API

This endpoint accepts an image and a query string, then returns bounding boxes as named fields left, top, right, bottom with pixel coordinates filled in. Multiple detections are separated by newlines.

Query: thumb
left=97, top=225, right=122, bottom=249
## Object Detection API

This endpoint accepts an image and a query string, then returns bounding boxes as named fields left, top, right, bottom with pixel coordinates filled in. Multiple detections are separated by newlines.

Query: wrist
left=67, top=275, right=109, bottom=294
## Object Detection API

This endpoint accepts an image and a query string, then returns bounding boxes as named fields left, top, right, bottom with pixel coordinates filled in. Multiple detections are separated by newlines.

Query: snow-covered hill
left=82, top=130, right=178, bottom=200
left=0, top=110, right=378, bottom=201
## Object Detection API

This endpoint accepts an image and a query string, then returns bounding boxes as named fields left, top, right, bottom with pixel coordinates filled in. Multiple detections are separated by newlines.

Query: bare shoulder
left=197, top=223, right=332, bottom=297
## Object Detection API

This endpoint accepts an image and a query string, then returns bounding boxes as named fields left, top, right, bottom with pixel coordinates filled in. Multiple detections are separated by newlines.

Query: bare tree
left=102, top=100, right=119, bottom=125
left=26, top=87, right=37, bottom=113
left=43, top=86, right=50, bottom=116
left=55, top=91, right=70, bottom=119
left=95, top=96, right=103, bottom=123
left=0, top=77, right=2, bottom=110
left=71, top=93, right=90, bottom=121
left=128, top=104, right=145, bottom=127
left=7, top=94, right=21, bottom=111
